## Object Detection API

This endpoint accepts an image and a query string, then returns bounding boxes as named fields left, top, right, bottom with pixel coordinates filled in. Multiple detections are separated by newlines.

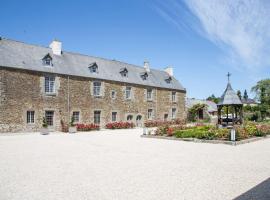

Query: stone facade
left=0, top=67, right=186, bottom=133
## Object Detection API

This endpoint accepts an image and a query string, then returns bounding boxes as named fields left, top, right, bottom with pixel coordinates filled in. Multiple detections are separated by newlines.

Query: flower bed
left=105, top=121, right=135, bottom=129
left=153, top=122, right=270, bottom=141
left=76, top=123, right=100, bottom=131
left=144, top=118, right=185, bottom=128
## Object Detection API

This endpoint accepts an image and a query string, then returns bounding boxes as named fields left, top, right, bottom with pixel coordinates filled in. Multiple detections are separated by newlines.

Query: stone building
left=0, top=38, right=186, bottom=132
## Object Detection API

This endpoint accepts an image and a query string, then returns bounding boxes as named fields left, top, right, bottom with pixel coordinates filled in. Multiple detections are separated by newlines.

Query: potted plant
left=40, top=117, right=49, bottom=135
left=69, top=116, right=77, bottom=133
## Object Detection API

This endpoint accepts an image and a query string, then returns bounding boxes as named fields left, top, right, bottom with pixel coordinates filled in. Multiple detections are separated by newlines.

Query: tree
left=188, top=103, right=208, bottom=122
left=251, top=79, right=270, bottom=120
left=251, top=79, right=270, bottom=104
left=243, top=89, right=248, bottom=100
left=206, top=94, right=220, bottom=104
left=237, top=90, right=242, bottom=100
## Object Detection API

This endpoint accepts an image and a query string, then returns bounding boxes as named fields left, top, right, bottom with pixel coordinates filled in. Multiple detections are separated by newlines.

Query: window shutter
left=90, top=81, right=93, bottom=96
left=101, top=82, right=105, bottom=97
left=144, top=89, right=147, bottom=102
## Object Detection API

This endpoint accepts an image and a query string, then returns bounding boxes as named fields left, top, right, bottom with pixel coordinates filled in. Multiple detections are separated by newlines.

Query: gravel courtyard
left=0, top=129, right=270, bottom=200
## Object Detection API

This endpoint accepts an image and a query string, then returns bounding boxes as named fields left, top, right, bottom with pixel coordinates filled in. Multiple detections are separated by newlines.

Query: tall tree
left=251, top=79, right=270, bottom=104
left=251, top=79, right=270, bottom=120
left=243, top=89, right=248, bottom=100
left=237, top=90, right=242, bottom=100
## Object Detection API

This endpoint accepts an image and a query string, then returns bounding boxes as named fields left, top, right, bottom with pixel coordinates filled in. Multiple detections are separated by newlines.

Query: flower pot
left=40, top=128, right=50, bottom=135
left=69, top=126, right=77, bottom=134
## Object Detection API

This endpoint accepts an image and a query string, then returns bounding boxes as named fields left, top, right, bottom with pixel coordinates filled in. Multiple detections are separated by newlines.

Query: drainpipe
left=67, top=76, right=70, bottom=123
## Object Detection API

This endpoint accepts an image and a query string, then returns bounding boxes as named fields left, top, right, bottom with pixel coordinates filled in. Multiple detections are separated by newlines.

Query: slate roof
left=186, top=98, right=217, bottom=112
left=218, top=83, right=242, bottom=106
left=0, top=38, right=185, bottom=92
left=242, top=98, right=257, bottom=104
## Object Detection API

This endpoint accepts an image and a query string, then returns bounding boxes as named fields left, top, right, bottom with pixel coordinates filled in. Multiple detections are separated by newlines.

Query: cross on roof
left=227, top=72, right=231, bottom=83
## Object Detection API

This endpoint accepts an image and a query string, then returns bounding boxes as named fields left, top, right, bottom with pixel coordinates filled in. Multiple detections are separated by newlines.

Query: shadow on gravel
left=234, top=178, right=270, bottom=200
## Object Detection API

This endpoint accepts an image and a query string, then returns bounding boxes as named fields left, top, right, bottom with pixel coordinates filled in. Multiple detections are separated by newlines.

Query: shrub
left=235, top=126, right=249, bottom=140
left=244, top=122, right=258, bottom=137
left=105, top=121, right=134, bottom=129
left=166, top=127, right=174, bottom=136
left=76, top=123, right=100, bottom=131
left=144, top=119, right=185, bottom=128
left=256, top=124, right=270, bottom=136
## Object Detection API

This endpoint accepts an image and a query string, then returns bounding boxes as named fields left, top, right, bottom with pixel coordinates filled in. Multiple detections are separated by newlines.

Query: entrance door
left=136, top=115, right=142, bottom=127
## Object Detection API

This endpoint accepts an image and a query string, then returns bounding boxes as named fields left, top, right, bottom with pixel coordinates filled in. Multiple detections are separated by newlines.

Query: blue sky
left=1, top=0, right=270, bottom=99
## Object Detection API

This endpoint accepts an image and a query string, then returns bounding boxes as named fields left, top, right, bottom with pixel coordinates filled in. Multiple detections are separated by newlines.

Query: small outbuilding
left=217, top=73, right=243, bottom=126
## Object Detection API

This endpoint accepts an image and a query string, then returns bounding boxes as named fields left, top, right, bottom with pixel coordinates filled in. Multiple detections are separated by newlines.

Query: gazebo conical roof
left=217, top=83, right=242, bottom=106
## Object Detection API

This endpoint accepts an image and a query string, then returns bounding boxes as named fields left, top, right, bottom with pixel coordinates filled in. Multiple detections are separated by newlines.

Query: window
left=172, top=91, right=176, bottom=102
left=112, top=112, right=117, bottom=122
left=94, top=111, right=101, bottom=124
left=27, top=111, right=35, bottom=124
left=93, top=81, right=101, bottom=96
left=125, top=86, right=132, bottom=99
left=72, top=111, right=80, bottom=123
left=111, top=90, right=116, bottom=99
left=172, top=108, right=176, bottom=119
left=45, top=76, right=55, bottom=94
left=165, top=77, right=172, bottom=84
left=120, top=68, right=128, bottom=77
left=147, top=89, right=153, bottom=100
left=164, top=114, right=168, bottom=121
left=140, top=72, right=148, bottom=80
left=45, top=111, right=54, bottom=126
left=42, top=54, right=52, bottom=66
left=127, top=115, right=133, bottom=121
left=89, top=62, right=98, bottom=73
left=148, top=109, right=153, bottom=120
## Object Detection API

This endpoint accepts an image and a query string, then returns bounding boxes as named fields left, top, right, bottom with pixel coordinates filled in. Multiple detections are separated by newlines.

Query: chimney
left=164, top=67, right=173, bottom=76
left=144, top=61, right=150, bottom=72
left=49, top=39, right=62, bottom=55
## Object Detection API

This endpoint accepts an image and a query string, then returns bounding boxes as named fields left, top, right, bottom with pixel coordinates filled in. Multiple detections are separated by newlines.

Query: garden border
left=141, top=134, right=270, bottom=146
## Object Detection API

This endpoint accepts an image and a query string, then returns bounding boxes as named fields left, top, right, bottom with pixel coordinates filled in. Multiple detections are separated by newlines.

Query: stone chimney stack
left=144, top=61, right=150, bottom=72
left=49, top=39, right=62, bottom=55
left=164, top=67, right=173, bottom=76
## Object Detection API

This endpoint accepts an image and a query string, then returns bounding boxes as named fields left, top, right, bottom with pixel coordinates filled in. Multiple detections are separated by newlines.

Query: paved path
left=0, top=129, right=270, bottom=200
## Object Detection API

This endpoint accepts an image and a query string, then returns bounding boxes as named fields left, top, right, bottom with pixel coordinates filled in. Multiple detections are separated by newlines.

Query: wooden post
left=226, top=105, right=229, bottom=125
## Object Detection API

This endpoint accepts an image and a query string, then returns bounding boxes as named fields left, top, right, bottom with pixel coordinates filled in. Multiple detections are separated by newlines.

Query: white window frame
left=26, top=111, right=35, bottom=124
left=72, top=111, right=80, bottom=123
left=125, top=86, right=132, bottom=100
left=148, top=109, right=153, bottom=120
left=112, top=112, right=117, bottom=122
left=89, top=66, right=98, bottom=73
left=45, top=111, right=54, bottom=126
left=94, top=110, right=101, bottom=124
left=147, top=88, right=153, bottom=101
left=127, top=115, right=133, bottom=121
left=45, top=76, right=55, bottom=94
left=111, top=90, right=116, bottom=99
left=93, top=81, right=102, bottom=97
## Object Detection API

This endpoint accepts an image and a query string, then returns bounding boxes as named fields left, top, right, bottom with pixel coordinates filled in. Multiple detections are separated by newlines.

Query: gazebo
left=217, top=73, right=243, bottom=126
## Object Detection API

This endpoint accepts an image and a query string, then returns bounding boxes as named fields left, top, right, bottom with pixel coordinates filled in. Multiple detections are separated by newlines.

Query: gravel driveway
left=0, top=129, right=270, bottom=200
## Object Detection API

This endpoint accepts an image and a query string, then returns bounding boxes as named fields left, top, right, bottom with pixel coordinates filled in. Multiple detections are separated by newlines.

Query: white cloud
left=154, top=0, right=270, bottom=69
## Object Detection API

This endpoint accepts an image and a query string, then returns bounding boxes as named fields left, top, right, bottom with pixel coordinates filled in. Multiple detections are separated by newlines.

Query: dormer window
left=140, top=72, right=148, bottom=81
left=89, top=62, right=98, bottom=74
left=120, top=67, right=128, bottom=77
left=42, top=54, right=52, bottom=66
left=165, top=76, right=172, bottom=84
